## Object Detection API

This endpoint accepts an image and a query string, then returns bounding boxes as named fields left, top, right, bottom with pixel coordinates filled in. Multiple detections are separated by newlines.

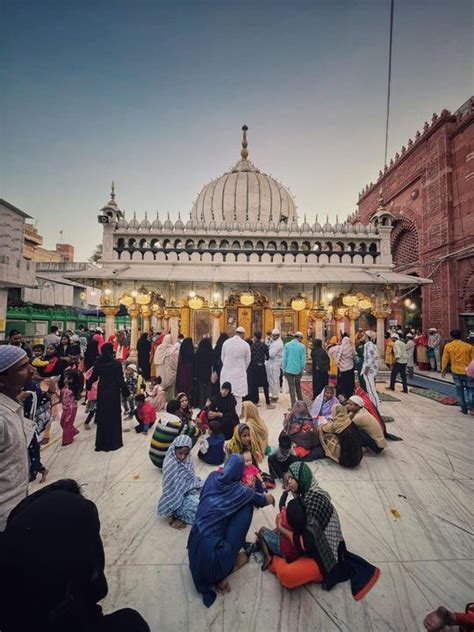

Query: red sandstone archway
left=391, top=217, right=420, bottom=268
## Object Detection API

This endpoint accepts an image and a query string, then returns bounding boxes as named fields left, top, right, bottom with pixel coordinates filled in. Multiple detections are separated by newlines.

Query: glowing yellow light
left=120, top=294, right=134, bottom=307
left=326, top=292, right=334, bottom=301
left=104, top=288, right=112, bottom=296
left=131, top=290, right=138, bottom=298
left=358, top=298, right=372, bottom=310
left=240, top=292, right=255, bottom=306
left=291, top=297, right=306, bottom=312
left=189, top=296, right=204, bottom=310
left=136, top=292, right=151, bottom=305
left=342, top=293, right=358, bottom=307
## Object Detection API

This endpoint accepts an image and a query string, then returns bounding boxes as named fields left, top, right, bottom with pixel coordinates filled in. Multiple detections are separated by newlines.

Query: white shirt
left=220, top=335, right=251, bottom=397
left=362, top=340, right=379, bottom=373
left=266, top=337, right=284, bottom=366
left=0, top=393, right=36, bottom=531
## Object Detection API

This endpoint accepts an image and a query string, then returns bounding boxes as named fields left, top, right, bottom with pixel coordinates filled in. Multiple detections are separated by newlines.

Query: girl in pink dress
left=60, top=374, right=80, bottom=446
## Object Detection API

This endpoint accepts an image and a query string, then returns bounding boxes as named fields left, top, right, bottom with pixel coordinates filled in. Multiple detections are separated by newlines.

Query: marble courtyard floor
left=32, top=386, right=473, bottom=632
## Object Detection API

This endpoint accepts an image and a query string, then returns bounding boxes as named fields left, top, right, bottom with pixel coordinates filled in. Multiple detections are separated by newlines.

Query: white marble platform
left=32, top=386, right=474, bottom=632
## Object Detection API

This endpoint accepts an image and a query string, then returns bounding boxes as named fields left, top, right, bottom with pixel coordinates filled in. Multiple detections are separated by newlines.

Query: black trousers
left=312, top=370, right=329, bottom=399
left=390, top=362, right=408, bottom=393
left=357, top=427, right=384, bottom=454
left=249, top=365, right=270, bottom=405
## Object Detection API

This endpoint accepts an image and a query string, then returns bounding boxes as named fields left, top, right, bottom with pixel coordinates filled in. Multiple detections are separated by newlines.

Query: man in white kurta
left=361, top=330, right=380, bottom=410
left=265, top=329, right=284, bottom=401
left=220, top=326, right=251, bottom=416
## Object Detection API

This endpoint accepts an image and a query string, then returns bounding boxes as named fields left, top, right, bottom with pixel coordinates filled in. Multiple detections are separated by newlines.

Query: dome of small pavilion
left=191, top=126, right=297, bottom=229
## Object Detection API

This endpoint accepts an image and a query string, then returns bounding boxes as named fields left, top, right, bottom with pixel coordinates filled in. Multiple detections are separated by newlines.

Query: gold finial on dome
left=111, top=180, right=116, bottom=200
left=240, top=125, right=249, bottom=160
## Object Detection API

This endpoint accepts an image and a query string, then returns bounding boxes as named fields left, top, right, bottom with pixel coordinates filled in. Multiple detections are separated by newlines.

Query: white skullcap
left=390, top=332, right=399, bottom=339
left=235, top=326, right=245, bottom=333
left=294, top=331, right=304, bottom=338
left=365, top=330, right=376, bottom=339
left=406, top=333, right=413, bottom=338
left=429, top=327, right=436, bottom=332
left=0, top=345, right=27, bottom=373
left=348, top=395, right=365, bottom=408
left=127, top=363, right=137, bottom=372
left=271, top=328, right=280, bottom=335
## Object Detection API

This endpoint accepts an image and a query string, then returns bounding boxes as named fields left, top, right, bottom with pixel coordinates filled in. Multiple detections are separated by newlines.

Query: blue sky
left=1, top=0, right=472, bottom=260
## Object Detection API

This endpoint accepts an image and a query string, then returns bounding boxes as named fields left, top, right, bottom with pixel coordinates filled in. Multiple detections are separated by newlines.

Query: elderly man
left=0, top=346, right=36, bottom=530
left=282, top=331, right=306, bottom=407
left=265, top=328, right=284, bottom=402
left=388, top=333, right=408, bottom=394
left=427, top=327, right=442, bottom=371
left=220, top=326, right=251, bottom=416
left=346, top=395, right=386, bottom=454
left=361, top=330, right=380, bottom=410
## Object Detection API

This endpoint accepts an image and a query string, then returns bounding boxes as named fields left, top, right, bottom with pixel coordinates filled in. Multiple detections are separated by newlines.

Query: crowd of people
left=1, top=321, right=473, bottom=629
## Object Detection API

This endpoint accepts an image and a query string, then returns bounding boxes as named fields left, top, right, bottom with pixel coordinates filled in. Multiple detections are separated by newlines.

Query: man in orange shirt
left=441, top=329, right=474, bottom=415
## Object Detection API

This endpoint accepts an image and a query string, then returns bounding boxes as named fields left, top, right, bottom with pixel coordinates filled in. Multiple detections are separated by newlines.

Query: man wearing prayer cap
left=220, top=326, right=251, bottom=416
left=283, top=330, right=307, bottom=407
left=346, top=395, right=386, bottom=454
left=265, top=328, right=284, bottom=402
left=361, top=330, right=380, bottom=409
left=0, top=345, right=36, bottom=530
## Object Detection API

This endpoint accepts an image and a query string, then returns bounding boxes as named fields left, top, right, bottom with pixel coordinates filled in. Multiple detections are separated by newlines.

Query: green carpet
left=409, top=387, right=458, bottom=405
left=379, top=392, right=401, bottom=402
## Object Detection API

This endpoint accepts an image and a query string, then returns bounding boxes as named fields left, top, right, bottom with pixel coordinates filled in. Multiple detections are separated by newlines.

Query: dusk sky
left=1, top=0, right=472, bottom=260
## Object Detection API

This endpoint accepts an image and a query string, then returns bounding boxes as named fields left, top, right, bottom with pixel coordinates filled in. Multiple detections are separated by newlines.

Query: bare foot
left=232, top=551, right=249, bottom=573
left=423, top=606, right=456, bottom=630
left=216, top=578, right=231, bottom=594
left=170, top=518, right=187, bottom=530
left=39, top=468, right=49, bottom=484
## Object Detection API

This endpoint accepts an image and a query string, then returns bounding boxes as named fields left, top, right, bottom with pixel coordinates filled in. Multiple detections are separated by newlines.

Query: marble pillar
left=0, top=288, right=8, bottom=339
left=310, top=308, right=327, bottom=342
left=375, top=311, right=390, bottom=370
left=103, top=306, right=117, bottom=340
left=167, top=309, right=180, bottom=343
left=347, top=307, right=360, bottom=345
left=333, top=315, right=343, bottom=338
left=141, top=306, right=151, bottom=334
left=211, top=310, right=223, bottom=345
left=128, top=306, right=139, bottom=360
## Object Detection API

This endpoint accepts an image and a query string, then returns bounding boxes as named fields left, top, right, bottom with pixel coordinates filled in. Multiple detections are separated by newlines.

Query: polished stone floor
left=32, top=385, right=474, bottom=632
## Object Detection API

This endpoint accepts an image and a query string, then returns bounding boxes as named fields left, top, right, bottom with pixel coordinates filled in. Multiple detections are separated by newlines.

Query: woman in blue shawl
left=188, top=454, right=274, bottom=607
left=157, top=435, right=203, bottom=530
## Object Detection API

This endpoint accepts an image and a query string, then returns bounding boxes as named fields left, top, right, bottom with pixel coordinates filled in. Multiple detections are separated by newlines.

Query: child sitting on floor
left=268, top=430, right=299, bottom=480
left=196, top=397, right=212, bottom=432
left=258, top=498, right=306, bottom=570
left=123, top=364, right=139, bottom=419
left=241, top=447, right=266, bottom=493
left=148, top=376, right=166, bottom=413
left=197, top=419, right=225, bottom=465
left=134, top=393, right=157, bottom=435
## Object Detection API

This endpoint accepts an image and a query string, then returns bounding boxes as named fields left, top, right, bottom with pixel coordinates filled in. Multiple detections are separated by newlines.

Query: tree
left=89, top=243, right=102, bottom=264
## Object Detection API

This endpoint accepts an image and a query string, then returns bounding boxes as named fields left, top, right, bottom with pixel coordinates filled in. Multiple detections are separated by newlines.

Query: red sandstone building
left=353, top=97, right=474, bottom=338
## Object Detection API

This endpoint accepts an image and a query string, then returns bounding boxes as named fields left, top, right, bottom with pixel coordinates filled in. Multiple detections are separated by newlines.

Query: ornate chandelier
left=342, top=293, right=358, bottom=307
left=291, top=296, right=306, bottom=312
left=189, top=295, right=204, bottom=310
left=240, top=292, right=255, bottom=306
left=358, top=297, right=372, bottom=310
left=119, top=294, right=134, bottom=307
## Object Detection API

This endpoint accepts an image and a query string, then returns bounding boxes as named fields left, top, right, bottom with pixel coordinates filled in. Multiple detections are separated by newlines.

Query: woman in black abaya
left=137, top=332, right=151, bottom=381
left=86, top=343, right=129, bottom=452
left=193, top=337, right=213, bottom=408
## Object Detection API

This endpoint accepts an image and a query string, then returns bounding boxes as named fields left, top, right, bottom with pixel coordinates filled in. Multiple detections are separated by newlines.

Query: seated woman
left=319, top=404, right=363, bottom=468
left=258, top=498, right=306, bottom=571
left=241, top=401, right=269, bottom=462
left=208, top=382, right=239, bottom=440
left=0, top=479, right=150, bottom=632
left=187, top=454, right=274, bottom=607
left=268, top=430, right=299, bottom=480
left=175, top=392, right=194, bottom=425
left=310, top=384, right=339, bottom=419
left=157, top=435, right=203, bottom=530
left=275, top=462, right=380, bottom=599
left=149, top=399, right=200, bottom=468
left=284, top=401, right=324, bottom=462
left=226, top=422, right=261, bottom=462
left=346, top=395, right=386, bottom=454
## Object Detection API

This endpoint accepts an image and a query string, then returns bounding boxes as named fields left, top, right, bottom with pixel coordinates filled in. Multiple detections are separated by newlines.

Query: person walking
left=220, top=327, right=251, bottom=416
left=0, top=346, right=36, bottom=531
left=86, top=342, right=130, bottom=452
left=361, top=330, right=380, bottom=410
left=282, top=331, right=306, bottom=407
left=441, top=329, right=474, bottom=415
left=405, top=333, right=415, bottom=379
left=248, top=332, right=274, bottom=409
left=389, top=333, right=408, bottom=393
left=137, top=332, right=151, bottom=381
left=265, top=329, right=284, bottom=402
left=310, top=338, right=329, bottom=399
left=427, top=328, right=442, bottom=371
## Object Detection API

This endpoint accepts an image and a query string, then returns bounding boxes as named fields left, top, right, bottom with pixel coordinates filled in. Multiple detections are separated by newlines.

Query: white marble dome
left=191, top=126, right=297, bottom=229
